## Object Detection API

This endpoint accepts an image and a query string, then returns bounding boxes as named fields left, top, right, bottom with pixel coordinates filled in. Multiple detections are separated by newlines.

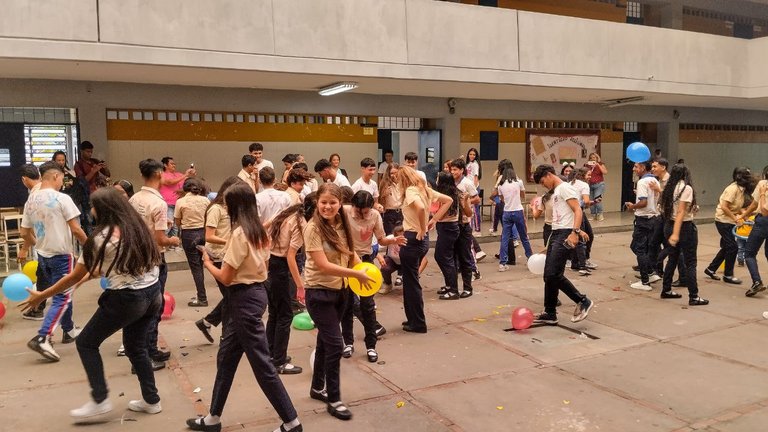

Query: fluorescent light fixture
left=318, top=82, right=358, bottom=96
left=604, top=96, right=645, bottom=108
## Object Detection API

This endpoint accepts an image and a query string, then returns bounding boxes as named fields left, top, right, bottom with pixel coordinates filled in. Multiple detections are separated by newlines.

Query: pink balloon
left=0, top=302, right=5, bottom=320
left=161, top=292, right=176, bottom=320
left=511, top=307, right=534, bottom=330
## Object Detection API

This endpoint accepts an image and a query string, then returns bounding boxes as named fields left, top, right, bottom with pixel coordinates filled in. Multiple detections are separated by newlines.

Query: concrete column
left=657, top=121, right=680, bottom=163
left=436, top=115, right=461, bottom=163
left=77, top=102, right=108, bottom=160
left=659, top=0, right=684, bottom=30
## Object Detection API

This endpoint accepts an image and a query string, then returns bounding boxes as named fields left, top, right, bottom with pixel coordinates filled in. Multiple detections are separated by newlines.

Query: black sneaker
left=660, top=291, right=683, bottom=299
left=704, top=268, right=720, bottom=280
left=533, top=312, right=558, bottom=325
left=22, top=309, right=44, bottom=321
left=27, top=335, right=60, bottom=361
left=689, top=297, right=709, bottom=306
left=472, top=271, right=482, bottom=281
left=276, top=362, right=303, bottom=375
left=151, top=351, right=171, bottom=362
left=571, top=298, right=594, bottom=323
left=188, top=298, right=209, bottom=307
left=374, top=325, right=387, bottom=338
left=195, top=319, right=215, bottom=343
left=671, top=279, right=687, bottom=287
left=131, top=359, right=166, bottom=374
left=746, top=281, right=766, bottom=297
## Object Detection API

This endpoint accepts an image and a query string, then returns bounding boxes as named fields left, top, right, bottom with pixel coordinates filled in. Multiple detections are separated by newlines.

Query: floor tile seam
left=537, top=338, right=660, bottom=369
left=552, top=365, right=694, bottom=425
left=157, top=333, right=212, bottom=417
left=451, top=322, right=547, bottom=366
left=658, top=319, right=761, bottom=343
left=665, top=340, right=768, bottom=374
left=674, top=398, right=768, bottom=432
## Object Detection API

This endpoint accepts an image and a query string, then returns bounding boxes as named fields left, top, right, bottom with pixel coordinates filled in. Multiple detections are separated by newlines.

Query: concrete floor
left=1, top=223, right=767, bottom=432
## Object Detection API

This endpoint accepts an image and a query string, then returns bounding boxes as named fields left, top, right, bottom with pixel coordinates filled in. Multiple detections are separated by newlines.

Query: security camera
left=448, top=98, right=457, bottom=115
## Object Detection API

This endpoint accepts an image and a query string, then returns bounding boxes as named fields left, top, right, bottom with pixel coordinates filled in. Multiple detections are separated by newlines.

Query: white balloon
left=309, top=349, right=316, bottom=372
left=527, top=253, right=547, bottom=275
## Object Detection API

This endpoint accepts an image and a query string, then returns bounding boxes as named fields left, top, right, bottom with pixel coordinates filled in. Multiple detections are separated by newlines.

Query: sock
left=203, top=414, right=221, bottom=425
left=329, top=401, right=348, bottom=411
left=274, top=418, right=301, bottom=432
left=202, top=319, right=212, bottom=328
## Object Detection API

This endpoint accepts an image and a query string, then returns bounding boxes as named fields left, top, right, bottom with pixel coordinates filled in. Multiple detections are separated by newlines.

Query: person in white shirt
left=256, top=167, right=292, bottom=224
left=625, top=161, right=661, bottom=290
left=497, top=166, right=532, bottom=271
left=450, top=158, right=483, bottom=292
left=249, top=143, right=273, bottom=192
left=403, top=152, right=428, bottom=184
left=569, top=168, right=597, bottom=274
left=314, top=158, right=350, bottom=187
left=19, top=163, right=42, bottom=195
left=20, top=161, right=88, bottom=361
left=21, top=186, right=165, bottom=420
left=532, top=164, right=594, bottom=325
left=465, top=147, right=483, bottom=234
left=377, top=149, right=394, bottom=183
left=351, top=157, right=384, bottom=212
left=237, top=155, right=258, bottom=193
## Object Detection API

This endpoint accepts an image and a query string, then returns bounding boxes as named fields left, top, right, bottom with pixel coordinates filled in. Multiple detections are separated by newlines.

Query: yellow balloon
left=22, top=260, right=38, bottom=283
left=347, top=262, right=383, bottom=297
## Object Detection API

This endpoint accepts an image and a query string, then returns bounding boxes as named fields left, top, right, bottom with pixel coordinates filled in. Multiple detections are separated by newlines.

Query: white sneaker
left=394, top=276, right=403, bottom=286
left=70, top=399, right=113, bottom=420
left=630, top=281, right=653, bottom=291
left=128, top=399, right=162, bottom=414
left=27, top=335, right=60, bottom=361
left=566, top=260, right=572, bottom=268
left=513, top=240, right=521, bottom=247
left=117, top=344, right=126, bottom=357
left=648, top=274, right=662, bottom=283
left=498, top=264, right=509, bottom=272
left=763, top=311, right=768, bottom=320
left=475, top=251, right=487, bottom=262
left=585, top=260, right=598, bottom=270
left=379, top=283, right=392, bottom=294
left=488, top=229, right=496, bottom=235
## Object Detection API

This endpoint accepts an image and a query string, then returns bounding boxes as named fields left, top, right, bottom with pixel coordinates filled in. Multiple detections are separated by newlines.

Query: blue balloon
left=627, top=142, right=651, bottom=163
left=100, top=277, right=110, bottom=290
left=207, top=192, right=218, bottom=201
left=2, top=273, right=33, bottom=302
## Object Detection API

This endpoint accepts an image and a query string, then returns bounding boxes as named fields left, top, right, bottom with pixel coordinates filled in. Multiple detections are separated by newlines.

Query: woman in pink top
left=585, top=152, right=608, bottom=221
left=159, top=157, right=195, bottom=237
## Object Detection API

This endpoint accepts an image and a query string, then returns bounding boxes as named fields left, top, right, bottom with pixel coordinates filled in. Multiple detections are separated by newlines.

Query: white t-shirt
left=256, top=188, right=292, bottom=223
left=351, top=178, right=379, bottom=199
left=417, top=170, right=427, bottom=183
left=21, top=188, right=81, bottom=257
left=333, top=171, right=351, bottom=188
left=571, top=180, right=590, bottom=207
left=552, top=182, right=580, bottom=230
left=378, top=161, right=391, bottom=175
left=672, top=181, right=695, bottom=222
left=635, top=174, right=660, bottom=218
left=79, top=228, right=159, bottom=290
left=456, top=176, right=478, bottom=223
left=498, top=178, right=525, bottom=212
left=256, top=159, right=273, bottom=171
left=466, top=161, right=480, bottom=185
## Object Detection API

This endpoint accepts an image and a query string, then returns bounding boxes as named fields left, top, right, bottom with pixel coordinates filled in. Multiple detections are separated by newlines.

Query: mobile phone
left=594, top=194, right=602, bottom=201
left=196, top=244, right=212, bottom=257
left=190, top=163, right=195, bottom=169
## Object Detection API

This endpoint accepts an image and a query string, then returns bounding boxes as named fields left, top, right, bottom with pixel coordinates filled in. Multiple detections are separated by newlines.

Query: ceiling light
left=604, top=96, right=645, bottom=108
left=318, top=82, right=358, bottom=96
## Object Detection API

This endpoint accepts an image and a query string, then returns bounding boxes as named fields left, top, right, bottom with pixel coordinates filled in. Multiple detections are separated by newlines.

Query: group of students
left=26, top=140, right=764, bottom=430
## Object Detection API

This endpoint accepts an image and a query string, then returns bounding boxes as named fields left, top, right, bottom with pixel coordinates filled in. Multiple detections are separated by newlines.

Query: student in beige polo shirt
left=303, top=183, right=374, bottom=422
left=174, top=178, right=211, bottom=306
left=188, top=182, right=301, bottom=432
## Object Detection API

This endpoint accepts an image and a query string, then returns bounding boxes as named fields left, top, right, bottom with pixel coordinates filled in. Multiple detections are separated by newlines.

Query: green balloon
left=292, top=312, right=315, bottom=330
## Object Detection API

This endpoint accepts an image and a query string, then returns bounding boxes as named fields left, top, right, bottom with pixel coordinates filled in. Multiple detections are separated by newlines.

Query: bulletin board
left=526, top=130, right=600, bottom=181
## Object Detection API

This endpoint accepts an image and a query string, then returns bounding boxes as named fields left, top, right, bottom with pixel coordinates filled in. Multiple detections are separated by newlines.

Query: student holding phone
left=585, top=153, right=608, bottom=221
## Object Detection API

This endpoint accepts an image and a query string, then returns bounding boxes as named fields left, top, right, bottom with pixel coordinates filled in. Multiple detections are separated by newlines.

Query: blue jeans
left=77, top=281, right=163, bottom=404
left=37, top=254, right=75, bottom=337
left=589, top=182, right=605, bottom=215
left=737, top=238, right=746, bottom=263
left=745, top=215, right=768, bottom=283
left=166, top=205, right=177, bottom=237
left=500, top=210, right=532, bottom=264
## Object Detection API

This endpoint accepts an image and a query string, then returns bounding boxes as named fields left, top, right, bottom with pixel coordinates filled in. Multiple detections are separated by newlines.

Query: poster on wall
left=526, top=130, right=600, bottom=181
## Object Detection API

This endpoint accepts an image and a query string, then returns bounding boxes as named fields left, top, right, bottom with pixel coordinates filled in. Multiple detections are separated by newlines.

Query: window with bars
left=626, top=1, right=642, bottom=19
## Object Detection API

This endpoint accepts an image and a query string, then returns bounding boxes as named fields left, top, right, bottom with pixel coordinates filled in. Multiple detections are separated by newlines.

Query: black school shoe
left=402, top=324, right=427, bottom=333
left=186, top=417, right=221, bottom=432
left=689, top=297, right=710, bottom=306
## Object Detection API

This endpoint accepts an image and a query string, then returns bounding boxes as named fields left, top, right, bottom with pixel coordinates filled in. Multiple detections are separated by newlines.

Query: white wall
left=108, top=140, right=377, bottom=192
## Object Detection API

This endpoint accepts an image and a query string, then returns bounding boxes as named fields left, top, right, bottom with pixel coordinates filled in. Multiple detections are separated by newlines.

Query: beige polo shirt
left=402, top=186, right=431, bottom=233
left=205, top=204, right=230, bottom=260
left=343, top=205, right=385, bottom=256
left=174, top=194, right=210, bottom=229
left=715, top=183, right=745, bottom=224
left=271, top=214, right=305, bottom=258
left=223, top=227, right=269, bottom=284
left=129, top=186, right=168, bottom=252
left=238, top=169, right=257, bottom=193
left=303, top=219, right=350, bottom=290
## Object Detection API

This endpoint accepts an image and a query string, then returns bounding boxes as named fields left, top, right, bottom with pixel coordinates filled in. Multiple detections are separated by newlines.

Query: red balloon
left=0, top=302, right=5, bottom=320
left=511, top=307, right=534, bottom=330
left=161, top=292, right=175, bottom=320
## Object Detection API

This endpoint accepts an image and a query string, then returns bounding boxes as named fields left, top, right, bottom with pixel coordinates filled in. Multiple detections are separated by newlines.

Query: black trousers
left=204, top=262, right=228, bottom=328
left=707, top=221, right=739, bottom=277
left=77, top=281, right=162, bottom=404
left=181, top=228, right=207, bottom=301
left=401, top=232, right=429, bottom=331
left=266, top=256, right=294, bottom=366
left=544, top=229, right=587, bottom=314
left=382, top=209, right=403, bottom=235
left=630, top=216, right=658, bottom=283
left=306, top=288, right=349, bottom=403
left=341, top=254, right=379, bottom=350
left=456, top=223, right=475, bottom=292
left=543, top=223, right=552, bottom=247
left=662, top=221, right=700, bottom=298
left=435, top=221, right=460, bottom=293
left=655, top=221, right=688, bottom=282
left=148, top=254, right=167, bottom=357
left=210, top=282, right=297, bottom=421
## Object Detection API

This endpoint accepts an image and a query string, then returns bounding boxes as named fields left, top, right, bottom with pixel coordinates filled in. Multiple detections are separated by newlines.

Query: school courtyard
left=2, top=223, right=768, bottom=432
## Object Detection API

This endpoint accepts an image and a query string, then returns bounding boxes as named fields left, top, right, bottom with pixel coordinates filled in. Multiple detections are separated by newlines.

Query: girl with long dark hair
left=303, top=183, right=373, bottom=421
left=704, top=167, right=756, bottom=284
left=194, top=176, right=242, bottom=343
left=489, top=159, right=512, bottom=235
left=498, top=166, right=532, bottom=270
left=22, top=187, right=164, bottom=420
left=187, top=182, right=302, bottom=432
left=379, top=162, right=402, bottom=235
left=434, top=172, right=472, bottom=299
left=742, top=165, right=768, bottom=297
left=659, top=164, right=708, bottom=305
